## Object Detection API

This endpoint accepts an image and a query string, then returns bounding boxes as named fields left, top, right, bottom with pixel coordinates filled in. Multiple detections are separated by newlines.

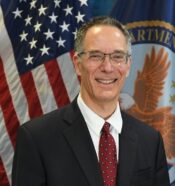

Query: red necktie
left=99, top=122, right=117, bottom=186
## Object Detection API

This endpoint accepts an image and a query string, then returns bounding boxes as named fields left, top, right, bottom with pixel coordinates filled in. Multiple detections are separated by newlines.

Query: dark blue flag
left=111, top=0, right=175, bottom=185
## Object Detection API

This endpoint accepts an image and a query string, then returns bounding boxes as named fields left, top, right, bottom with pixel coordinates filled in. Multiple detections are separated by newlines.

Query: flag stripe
left=32, top=64, right=58, bottom=114
left=69, top=51, right=81, bottom=82
left=20, top=72, right=43, bottom=118
left=0, top=108, right=14, bottom=185
left=0, top=57, right=19, bottom=147
left=45, top=59, right=70, bottom=107
left=57, top=53, right=80, bottom=101
left=0, top=156, right=9, bottom=186
left=0, top=6, right=30, bottom=125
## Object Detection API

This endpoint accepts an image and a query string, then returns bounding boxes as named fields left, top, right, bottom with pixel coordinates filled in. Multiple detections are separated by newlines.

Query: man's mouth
left=96, top=79, right=118, bottom=84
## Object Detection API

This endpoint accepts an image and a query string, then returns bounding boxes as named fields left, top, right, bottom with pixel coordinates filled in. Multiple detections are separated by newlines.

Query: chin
left=96, top=94, right=118, bottom=103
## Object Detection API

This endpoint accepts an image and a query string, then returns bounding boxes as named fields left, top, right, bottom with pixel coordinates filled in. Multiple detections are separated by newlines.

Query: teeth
left=97, top=79, right=116, bottom=84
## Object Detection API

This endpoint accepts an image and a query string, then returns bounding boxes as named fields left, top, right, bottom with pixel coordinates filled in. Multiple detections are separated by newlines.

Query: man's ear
left=73, top=53, right=82, bottom=76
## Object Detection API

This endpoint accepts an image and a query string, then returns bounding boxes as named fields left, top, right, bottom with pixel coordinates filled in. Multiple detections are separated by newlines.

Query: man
left=12, top=16, right=170, bottom=186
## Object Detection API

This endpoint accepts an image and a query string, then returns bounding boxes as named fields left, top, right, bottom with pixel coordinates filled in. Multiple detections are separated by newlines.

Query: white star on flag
left=75, top=11, right=85, bottom=23
left=44, top=29, right=54, bottom=40
left=19, top=31, right=28, bottom=41
left=64, top=5, right=73, bottom=16
left=60, top=21, right=70, bottom=32
left=40, top=44, right=50, bottom=56
left=29, top=38, right=37, bottom=49
left=30, top=0, right=37, bottom=9
left=54, top=0, right=61, bottom=8
left=12, top=8, right=23, bottom=18
left=72, top=28, right=78, bottom=39
left=24, top=54, right=34, bottom=65
left=56, top=37, right=66, bottom=47
left=34, top=21, right=42, bottom=32
left=79, top=0, right=88, bottom=6
left=38, top=4, right=47, bottom=16
left=25, top=15, right=32, bottom=26
left=49, top=12, right=58, bottom=23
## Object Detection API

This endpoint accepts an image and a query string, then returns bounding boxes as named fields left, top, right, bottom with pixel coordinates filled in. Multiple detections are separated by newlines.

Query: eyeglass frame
left=77, top=50, right=131, bottom=66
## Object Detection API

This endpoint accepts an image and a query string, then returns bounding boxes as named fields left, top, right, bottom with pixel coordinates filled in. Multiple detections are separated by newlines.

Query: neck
left=80, top=94, right=118, bottom=120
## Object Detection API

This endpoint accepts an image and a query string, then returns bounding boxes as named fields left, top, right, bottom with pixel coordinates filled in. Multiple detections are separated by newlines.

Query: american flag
left=0, top=0, right=91, bottom=185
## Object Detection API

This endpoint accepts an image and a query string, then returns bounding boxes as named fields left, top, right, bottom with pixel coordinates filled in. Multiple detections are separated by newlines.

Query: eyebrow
left=87, top=50, right=127, bottom=54
left=112, top=50, right=127, bottom=54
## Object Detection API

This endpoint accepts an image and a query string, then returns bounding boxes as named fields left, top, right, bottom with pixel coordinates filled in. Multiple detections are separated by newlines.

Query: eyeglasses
left=78, top=50, right=131, bottom=66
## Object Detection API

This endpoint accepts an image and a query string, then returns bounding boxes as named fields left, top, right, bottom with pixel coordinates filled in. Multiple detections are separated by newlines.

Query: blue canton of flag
left=2, top=0, right=91, bottom=74
left=0, top=0, right=91, bottom=185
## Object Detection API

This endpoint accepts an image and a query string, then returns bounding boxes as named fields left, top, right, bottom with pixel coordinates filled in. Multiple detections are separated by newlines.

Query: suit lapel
left=117, top=112, right=138, bottom=186
left=62, top=99, right=104, bottom=186
left=60, top=100, right=138, bottom=186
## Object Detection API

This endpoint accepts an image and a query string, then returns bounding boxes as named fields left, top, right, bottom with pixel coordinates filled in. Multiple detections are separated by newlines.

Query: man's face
left=74, top=25, right=131, bottom=107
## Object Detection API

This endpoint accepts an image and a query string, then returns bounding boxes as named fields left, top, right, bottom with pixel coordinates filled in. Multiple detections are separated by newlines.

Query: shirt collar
left=77, top=94, right=123, bottom=136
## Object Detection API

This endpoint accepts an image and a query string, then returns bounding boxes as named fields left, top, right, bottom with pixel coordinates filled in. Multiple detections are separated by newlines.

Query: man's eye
left=112, top=55, right=125, bottom=62
left=89, top=53, right=102, bottom=59
left=112, top=54, right=124, bottom=59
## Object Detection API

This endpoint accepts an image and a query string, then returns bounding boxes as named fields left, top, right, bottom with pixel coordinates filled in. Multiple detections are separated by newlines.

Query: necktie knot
left=102, top=122, right=110, bottom=133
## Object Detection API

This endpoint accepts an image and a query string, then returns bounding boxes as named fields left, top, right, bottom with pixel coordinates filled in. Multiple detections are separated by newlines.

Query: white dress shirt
left=77, top=94, right=123, bottom=161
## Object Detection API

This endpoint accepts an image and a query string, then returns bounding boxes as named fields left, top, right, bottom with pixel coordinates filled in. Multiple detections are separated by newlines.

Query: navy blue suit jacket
left=12, top=98, right=170, bottom=186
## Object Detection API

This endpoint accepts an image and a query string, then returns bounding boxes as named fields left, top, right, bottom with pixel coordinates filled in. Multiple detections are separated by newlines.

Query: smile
left=96, top=79, right=117, bottom=84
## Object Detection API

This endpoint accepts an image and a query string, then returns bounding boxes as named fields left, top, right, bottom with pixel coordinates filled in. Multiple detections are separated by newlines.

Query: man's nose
left=100, top=55, right=114, bottom=72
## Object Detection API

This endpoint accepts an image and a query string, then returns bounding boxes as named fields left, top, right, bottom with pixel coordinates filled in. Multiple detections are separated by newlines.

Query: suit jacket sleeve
left=12, top=125, right=46, bottom=186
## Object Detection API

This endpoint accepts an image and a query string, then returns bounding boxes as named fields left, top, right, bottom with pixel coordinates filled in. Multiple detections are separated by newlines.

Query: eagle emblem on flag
left=120, top=47, right=175, bottom=159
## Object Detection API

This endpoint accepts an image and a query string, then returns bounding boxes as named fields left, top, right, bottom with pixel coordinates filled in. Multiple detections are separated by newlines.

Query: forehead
left=83, top=25, right=127, bottom=51
left=85, top=25, right=125, bottom=39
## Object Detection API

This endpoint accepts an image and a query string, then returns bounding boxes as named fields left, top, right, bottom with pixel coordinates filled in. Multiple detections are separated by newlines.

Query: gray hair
left=74, top=16, right=132, bottom=55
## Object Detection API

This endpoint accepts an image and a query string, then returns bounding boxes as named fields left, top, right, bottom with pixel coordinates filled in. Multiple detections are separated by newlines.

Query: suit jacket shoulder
left=121, top=110, right=160, bottom=141
left=13, top=98, right=104, bottom=186
left=20, top=98, right=82, bottom=139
